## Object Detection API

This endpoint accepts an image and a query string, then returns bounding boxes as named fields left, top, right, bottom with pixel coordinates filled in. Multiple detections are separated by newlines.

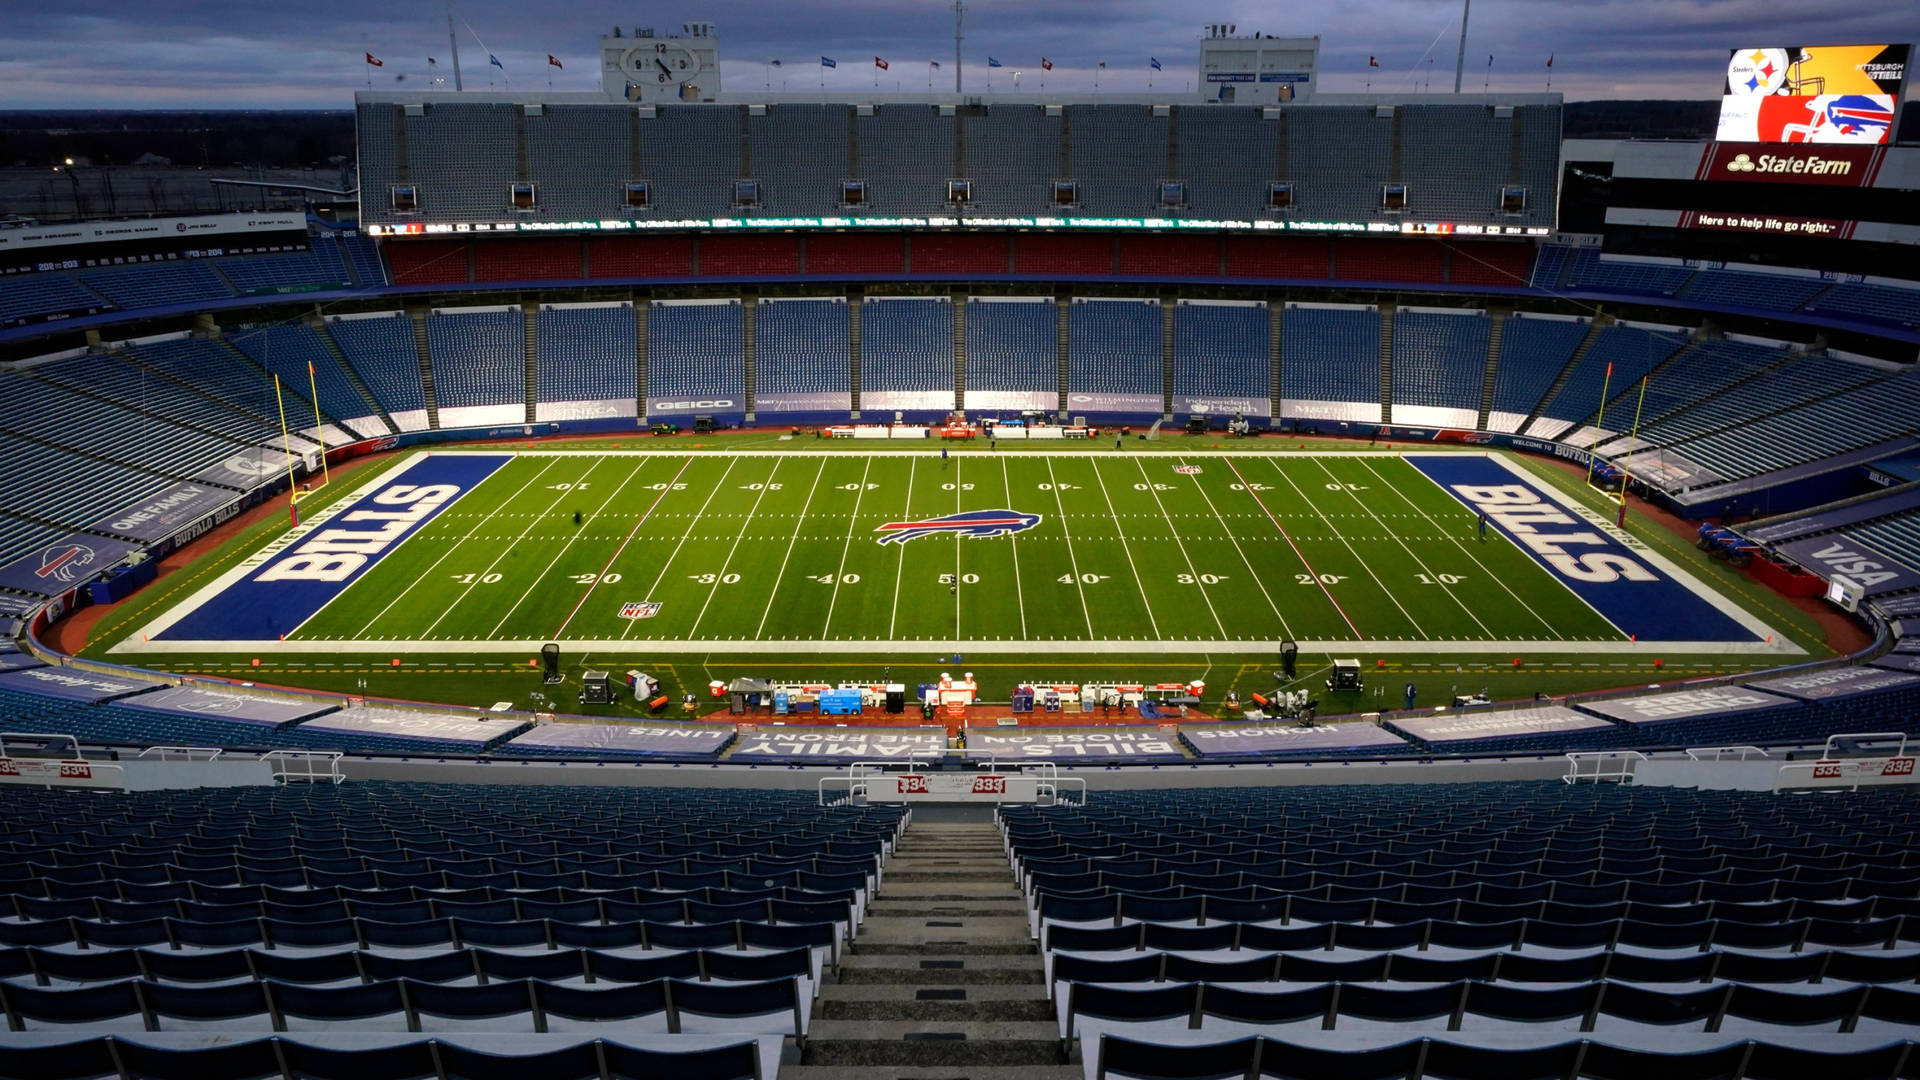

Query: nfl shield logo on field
left=619, top=601, right=662, bottom=620
left=1174, top=465, right=1202, bottom=475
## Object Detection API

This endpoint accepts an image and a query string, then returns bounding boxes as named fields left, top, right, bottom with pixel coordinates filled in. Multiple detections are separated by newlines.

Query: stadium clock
left=622, top=42, right=700, bottom=87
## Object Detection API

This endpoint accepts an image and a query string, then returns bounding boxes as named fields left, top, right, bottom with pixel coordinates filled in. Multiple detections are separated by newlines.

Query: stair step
left=854, top=941, right=1033, bottom=956
left=817, top=997, right=1053, bottom=1021
left=801, top=1022, right=1063, bottom=1067
left=782, top=1067, right=1081, bottom=1080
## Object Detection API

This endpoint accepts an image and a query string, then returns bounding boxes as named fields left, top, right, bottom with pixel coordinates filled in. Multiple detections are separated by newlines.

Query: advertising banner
left=1716, top=45, right=1906, bottom=145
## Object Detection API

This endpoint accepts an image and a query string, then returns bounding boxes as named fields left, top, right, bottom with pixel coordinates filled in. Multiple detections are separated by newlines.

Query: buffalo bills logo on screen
left=619, top=601, right=662, bottom=620
left=35, top=543, right=98, bottom=584
left=874, top=510, right=1041, bottom=546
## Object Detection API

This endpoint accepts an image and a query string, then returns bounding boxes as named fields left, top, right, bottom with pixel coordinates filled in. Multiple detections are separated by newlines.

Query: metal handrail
left=1685, top=746, right=1769, bottom=762
left=1563, top=750, right=1647, bottom=784
left=137, top=745, right=224, bottom=762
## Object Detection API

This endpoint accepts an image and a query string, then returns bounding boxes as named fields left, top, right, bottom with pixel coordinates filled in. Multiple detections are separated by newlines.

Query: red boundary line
left=552, top=456, right=696, bottom=639
left=1222, top=457, right=1363, bottom=641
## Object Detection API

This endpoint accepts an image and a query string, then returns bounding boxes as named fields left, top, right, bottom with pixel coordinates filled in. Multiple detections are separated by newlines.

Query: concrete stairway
left=790, top=814, right=1077, bottom=1080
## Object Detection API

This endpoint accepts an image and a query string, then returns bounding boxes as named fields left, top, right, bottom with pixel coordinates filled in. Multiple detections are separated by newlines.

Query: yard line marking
left=1088, top=459, right=1162, bottom=640
left=488, top=456, right=653, bottom=638
left=1179, top=458, right=1293, bottom=640
left=1124, top=458, right=1221, bottom=640
left=615, top=455, right=740, bottom=641
left=555, top=455, right=699, bottom=639
left=822, top=457, right=875, bottom=637
left=1308, top=456, right=1492, bottom=639
left=1223, top=456, right=1363, bottom=640
left=754, top=457, right=827, bottom=639
left=953, top=457, right=963, bottom=634
left=422, top=457, right=612, bottom=639
left=889, top=458, right=916, bottom=640
left=688, top=459, right=785, bottom=638
left=1356, top=457, right=1558, bottom=638
left=1043, top=457, right=1095, bottom=638
left=1265, top=457, right=1426, bottom=637
left=348, top=456, right=564, bottom=639
left=1003, top=456, right=1027, bottom=641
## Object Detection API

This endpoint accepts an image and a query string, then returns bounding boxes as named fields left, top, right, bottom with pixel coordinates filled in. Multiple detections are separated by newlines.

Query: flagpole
left=445, top=0, right=463, bottom=91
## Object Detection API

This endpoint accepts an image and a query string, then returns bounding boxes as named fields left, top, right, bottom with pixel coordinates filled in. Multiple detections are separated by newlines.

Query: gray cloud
left=0, top=0, right=1912, bottom=108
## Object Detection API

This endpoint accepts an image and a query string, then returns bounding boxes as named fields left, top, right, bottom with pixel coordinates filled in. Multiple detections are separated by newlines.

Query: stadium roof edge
left=351, top=89, right=1562, bottom=108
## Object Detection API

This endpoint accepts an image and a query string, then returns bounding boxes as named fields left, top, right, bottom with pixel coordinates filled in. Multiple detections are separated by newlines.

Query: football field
left=121, top=447, right=1793, bottom=655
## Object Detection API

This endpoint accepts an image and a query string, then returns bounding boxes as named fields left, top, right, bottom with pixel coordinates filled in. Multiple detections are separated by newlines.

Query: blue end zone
left=156, top=454, right=511, bottom=642
left=1409, top=455, right=1758, bottom=644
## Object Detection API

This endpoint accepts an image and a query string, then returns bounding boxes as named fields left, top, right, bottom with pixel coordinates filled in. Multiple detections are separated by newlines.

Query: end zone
left=121, top=452, right=511, bottom=647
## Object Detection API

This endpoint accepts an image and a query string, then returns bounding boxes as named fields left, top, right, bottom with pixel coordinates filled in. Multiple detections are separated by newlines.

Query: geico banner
left=865, top=773, right=1042, bottom=803
left=1777, top=756, right=1917, bottom=791
left=0, top=758, right=127, bottom=790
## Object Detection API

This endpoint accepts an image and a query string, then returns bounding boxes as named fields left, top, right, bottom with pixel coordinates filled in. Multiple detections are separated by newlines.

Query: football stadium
left=0, top=9, right=1918, bottom=1076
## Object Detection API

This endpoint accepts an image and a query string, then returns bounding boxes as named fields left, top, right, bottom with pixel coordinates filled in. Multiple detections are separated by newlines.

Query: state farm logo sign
left=1707, top=143, right=1875, bottom=186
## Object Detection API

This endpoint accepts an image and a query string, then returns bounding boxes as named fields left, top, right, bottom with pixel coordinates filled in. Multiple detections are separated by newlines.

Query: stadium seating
left=699, top=235, right=800, bottom=277
left=1172, top=301, right=1268, bottom=410
left=1525, top=324, right=1683, bottom=440
left=646, top=301, right=745, bottom=415
left=961, top=106, right=1062, bottom=217
left=535, top=304, right=638, bottom=416
left=1388, top=309, right=1488, bottom=428
left=1224, top=236, right=1330, bottom=280
left=1806, top=281, right=1920, bottom=329
left=323, top=312, right=430, bottom=428
left=0, top=273, right=113, bottom=326
left=1583, top=338, right=1787, bottom=450
left=1279, top=304, right=1381, bottom=422
left=1068, top=298, right=1162, bottom=412
left=1333, top=239, right=1445, bottom=284
left=0, top=780, right=898, bottom=1058
left=1018, top=779, right=1920, bottom=1058
left=525, top=104, right=632, bottom=223
left=963, top=297, right=1057, bottom=411
left=1485, top=314, right=1589, bottom=432
left=1529, top=243, right=1575, bottom=289
left=1679, top=269, right=1828, bottom=312
left=753, top=298, right=851, bottom=400
left=0, top=408, right=197, bottom=544
left=858, top=105, right=956, bottom=217
left=1563, top=248, right=1693, bottom=297
left=228, top=323, right=387, bottom=437
left=68, top=337, right=299, bottom=449
left=472, top=240, right=583, bottom=283
left=805, top=234, right=904, bottom=276
left=859, top=297, right=954, bottom=411
left=215, top=242, right=353, bottom=294
left=425, top=309, right=526, bottom=423
left=1657, top=371, right=1920, bottom=485
left=588, top=235, right=695, bottom=279
left=910, top=233, right=1008, bottom=275
left=78, top=261, right=233, bottom=311
left=1118, top=236, right=1216, bottom=278
left=1620, top=351, right=1880, bottom=451
left=0, top=362, right=253, bottom=503
left=383, top=240, right=470, bottom=286
left=333, top=233, right=387, bottom=286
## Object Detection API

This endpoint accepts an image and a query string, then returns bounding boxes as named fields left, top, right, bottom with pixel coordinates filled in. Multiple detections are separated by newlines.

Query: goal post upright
left=307, top=360, right=331, bottom=493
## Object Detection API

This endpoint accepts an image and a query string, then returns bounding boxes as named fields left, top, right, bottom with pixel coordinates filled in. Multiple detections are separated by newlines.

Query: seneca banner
left=1716, top=45, right=1907, bottom=145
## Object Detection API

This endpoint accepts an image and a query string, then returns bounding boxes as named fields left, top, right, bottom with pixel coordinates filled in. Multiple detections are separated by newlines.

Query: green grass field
left=199, top=449, right=1648, bottom=649
left=85, top=442, right=1830, bottom=714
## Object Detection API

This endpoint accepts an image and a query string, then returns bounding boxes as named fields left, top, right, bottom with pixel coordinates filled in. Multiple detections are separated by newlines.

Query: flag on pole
left=428, top=57, right=437, bottom=66
left=308, top=361, right=316, bottom=377
left=1097, top=61, right=1106, bottom=69
left=1040, top=57, right=1053, bottom=70
left=548, top=54, right=563, bottom=69
left=1488, top=54, right=1493, bottom=66
left=821, top=56, right=838, bottom=68
left=489, top=54, right=504, bottom=69
left=930, top=60, right=940, bottom=69
left=874, top=56, right=888, bottom=70
left=988, top=57, right=1003, bottom=67
left=770, top=59, right=782, bottom=67
left=1149, top=57, right=1162, bottom=71
left=1368, top=56, right=1379, bottom=67
left=365, top=52, right=383, bottom=67
left=1546, top=54, right=1554, bottom=67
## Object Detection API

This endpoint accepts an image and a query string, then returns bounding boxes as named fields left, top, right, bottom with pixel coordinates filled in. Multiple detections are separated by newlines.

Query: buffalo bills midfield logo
left=874, top=509, right=1041, bottom=546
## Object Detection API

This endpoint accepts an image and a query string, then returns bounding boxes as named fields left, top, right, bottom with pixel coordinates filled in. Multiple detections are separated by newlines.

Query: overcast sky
left=0, top=0, right=1913, bottom=108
